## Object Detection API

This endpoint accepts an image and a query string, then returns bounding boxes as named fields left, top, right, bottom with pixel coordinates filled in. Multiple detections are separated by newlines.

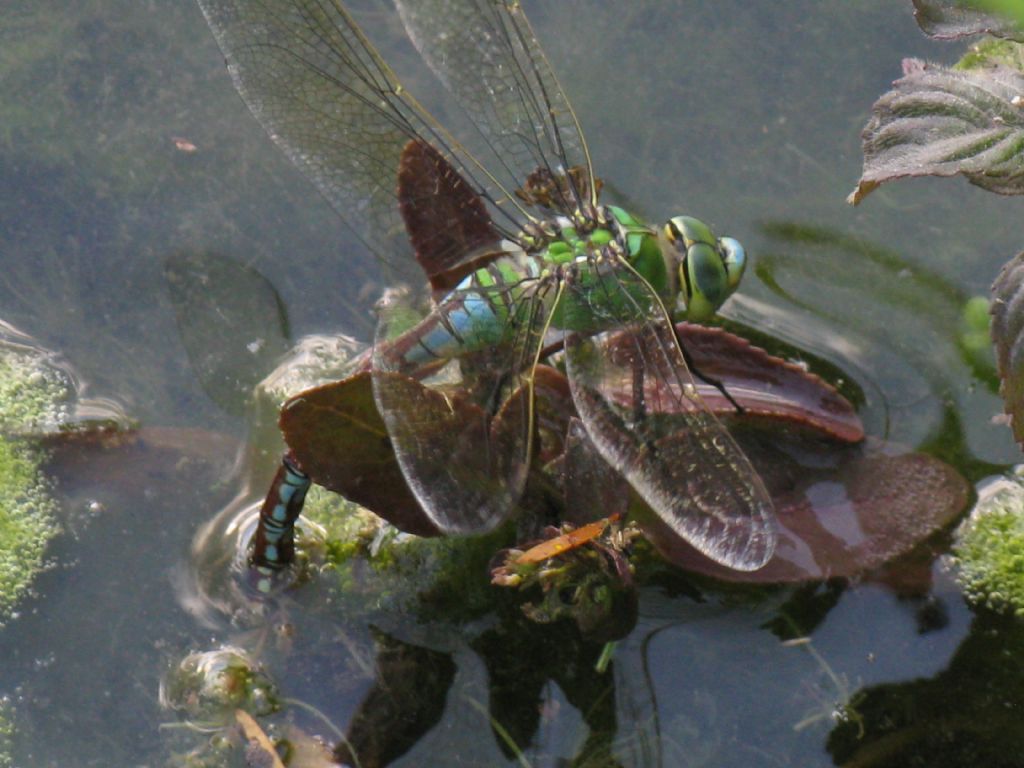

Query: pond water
left=1, top=0, right=1022, bottom=766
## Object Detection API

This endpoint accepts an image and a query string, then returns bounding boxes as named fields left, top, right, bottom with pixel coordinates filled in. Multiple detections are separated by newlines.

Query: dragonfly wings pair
left=197, top=0, right=777, bottom=570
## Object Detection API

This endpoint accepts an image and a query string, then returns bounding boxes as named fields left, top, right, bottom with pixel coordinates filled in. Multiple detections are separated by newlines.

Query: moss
left=0, top=698, right=12, bottom=768
left=0, top=438, right=59, bottom=626
left=951, top=475, right=1024, bottom=615
left=0, top=349, right=71, bottom=435
left=0, top=342, right=65, bottom=625
left=302, top=486, right=508, bottom=623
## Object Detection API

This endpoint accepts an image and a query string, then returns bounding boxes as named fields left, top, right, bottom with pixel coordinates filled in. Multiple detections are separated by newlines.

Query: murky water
left=0, top=1, right=1021, bottom=766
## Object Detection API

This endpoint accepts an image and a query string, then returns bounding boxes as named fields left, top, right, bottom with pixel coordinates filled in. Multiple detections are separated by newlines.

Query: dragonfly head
left=662, top=216, right=747, bottom=322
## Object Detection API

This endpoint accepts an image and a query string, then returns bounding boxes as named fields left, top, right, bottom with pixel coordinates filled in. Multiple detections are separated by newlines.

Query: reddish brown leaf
left=279, top=372, right=439, bottom=536
left=642, top=436, right=969, bottom=583
left=603, top=324, right=864, bottom=442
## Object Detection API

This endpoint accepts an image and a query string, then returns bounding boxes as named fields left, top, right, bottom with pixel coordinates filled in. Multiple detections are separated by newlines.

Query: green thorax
left=533, top=205, right=669, bottom=297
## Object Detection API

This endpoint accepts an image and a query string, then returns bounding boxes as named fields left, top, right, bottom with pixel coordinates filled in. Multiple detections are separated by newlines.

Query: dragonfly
left=197, top=0, right=777, bottom=574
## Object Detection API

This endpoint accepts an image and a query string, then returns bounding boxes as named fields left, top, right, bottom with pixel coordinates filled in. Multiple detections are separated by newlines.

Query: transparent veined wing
left=395, top=0, right=596, bottom=214
left=562, top=258, right=777, bottom=571
left=371, top=271, right=561, bottom=533
left=195, top=0, right=573, bottom=532
left=198, top=0, right=520, bottom=284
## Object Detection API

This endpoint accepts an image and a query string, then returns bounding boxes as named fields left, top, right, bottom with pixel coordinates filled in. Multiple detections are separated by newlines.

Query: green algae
left=951, top=474, right=1024, bottom=615
left=0, top=698, right=12, bottom=768
left=0, top=438, right=58, bottom=626
left=0, top=341, right=66, bottom=625
left=0, top=347, right=71, bottom=435
left=302, top=485, right=506, bottom=623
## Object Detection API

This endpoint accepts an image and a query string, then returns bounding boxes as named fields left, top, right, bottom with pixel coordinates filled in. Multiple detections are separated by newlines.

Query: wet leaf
left=165, top=252, right=291, bottom=417
left=850, top=61, right=1024, bottom=205
left=280, top=328, right=860, bottom=540
left=279, top=372, right=439, bottom=536
left=510, top=513, right=622, bottom=566
left=235, top=709, right=286, bottom=768
left=912, top=0, right=1024, bottom=40
left=643, top=434, right=969, bottom=583
left=991, top=252, right=1024, bottom=444
left=608, top=324, right=864, bottom=442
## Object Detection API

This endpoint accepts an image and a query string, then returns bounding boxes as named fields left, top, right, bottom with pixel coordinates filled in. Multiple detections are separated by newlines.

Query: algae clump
left=0, top=342, right=65, bottom=625
left=951, top=474, right=1024, bottom=615
left=0, top=698, right=12, bottom=768
left=302, top=486, right=504, bottom=623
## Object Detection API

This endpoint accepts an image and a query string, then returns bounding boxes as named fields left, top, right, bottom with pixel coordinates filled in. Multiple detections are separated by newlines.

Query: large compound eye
left=719, top=237, right=747, bottom=291
left=682, top=243, right=728, bottom=322
left=666, top=215, right=715, bottom=247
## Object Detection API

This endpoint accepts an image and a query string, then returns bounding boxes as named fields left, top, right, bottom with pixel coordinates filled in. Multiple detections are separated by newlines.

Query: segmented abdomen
left=400, top=254, right=545, bottom=365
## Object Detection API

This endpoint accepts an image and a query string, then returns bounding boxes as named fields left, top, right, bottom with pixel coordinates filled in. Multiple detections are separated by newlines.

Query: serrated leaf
left=913, top=0, right=1024, bottom=41
left=850, top=61, right=1024, bottom=204
left=990, top=251, right=1024, bottom=444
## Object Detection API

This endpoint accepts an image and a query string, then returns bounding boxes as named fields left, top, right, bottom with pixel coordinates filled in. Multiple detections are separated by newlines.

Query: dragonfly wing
left=198, top=0, right=526, bottom=283
left=395, top=0, right=596, bottom=213
left=372, top=277, right=555, bottom=533
left=563, top=264, right=777, bottom=571
left=397, top=140, right=503, bottom=293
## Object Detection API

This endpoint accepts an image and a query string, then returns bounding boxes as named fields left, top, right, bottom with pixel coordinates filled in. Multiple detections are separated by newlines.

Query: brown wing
left=397, top=140, right=503, bottom=293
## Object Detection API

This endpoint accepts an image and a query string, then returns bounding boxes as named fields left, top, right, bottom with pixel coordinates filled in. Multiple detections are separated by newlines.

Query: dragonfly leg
left=675, top=326, right=745, bottom=415
left=251, top=451, right=311, bottom=585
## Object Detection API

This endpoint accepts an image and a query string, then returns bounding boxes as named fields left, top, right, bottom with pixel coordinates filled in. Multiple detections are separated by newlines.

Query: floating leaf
left=850, top=61, right=1024, bottom=204
left=280, top=328, right=861, bottom=539
left=397, top=140, right=501, bottom=293
left=643, top=434, right=969, bottom=582
left=279, top=372, right=439, bottom=537
left=607, top=324, right=864, bottom=442
left=912, top=0, right=1024, bottom=41
left=990, top=252, right=1024, bottom=443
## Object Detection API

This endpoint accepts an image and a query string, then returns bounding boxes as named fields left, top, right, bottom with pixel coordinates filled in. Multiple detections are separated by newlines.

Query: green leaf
left=913, top=0, right=1024, bottom=41
left=850, top=60, right=1024, bottom=204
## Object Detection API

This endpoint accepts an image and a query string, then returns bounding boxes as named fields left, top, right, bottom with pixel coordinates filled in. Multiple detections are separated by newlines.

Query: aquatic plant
left=0, top=338, right=65, bottom=625
left=950, top=474, right=1024, bottom=614
left=161, top=646, right=281, bottom=727
left=0, top=698, right=13, bottom=768
left=852, top=1, right=1024, bottom=448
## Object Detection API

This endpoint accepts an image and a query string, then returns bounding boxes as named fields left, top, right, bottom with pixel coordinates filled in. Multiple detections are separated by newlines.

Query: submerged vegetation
left=0, top=438, right=58, bottom=626
left=0, top=340, right=64, bottom=625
